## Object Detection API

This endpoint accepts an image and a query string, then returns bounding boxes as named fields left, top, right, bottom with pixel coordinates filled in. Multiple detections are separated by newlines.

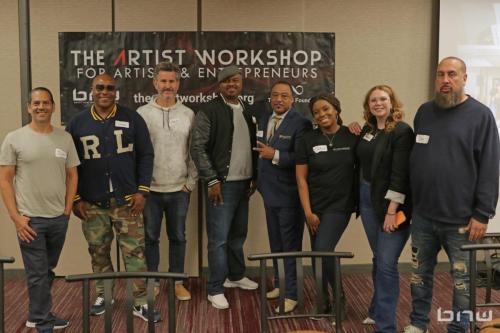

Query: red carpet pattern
left=5, top=272, right=500, bottom=332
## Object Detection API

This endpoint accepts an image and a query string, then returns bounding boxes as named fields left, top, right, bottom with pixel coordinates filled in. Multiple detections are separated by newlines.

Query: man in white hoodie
left=137, top=61, right=197, bottom=300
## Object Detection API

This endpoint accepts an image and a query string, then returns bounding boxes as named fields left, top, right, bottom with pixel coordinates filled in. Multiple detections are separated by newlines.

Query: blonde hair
left=363, top=85, right=404, bottom=132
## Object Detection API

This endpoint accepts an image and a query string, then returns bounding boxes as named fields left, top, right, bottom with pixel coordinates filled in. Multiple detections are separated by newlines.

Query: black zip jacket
left=190, top=95, right=257, bottom=185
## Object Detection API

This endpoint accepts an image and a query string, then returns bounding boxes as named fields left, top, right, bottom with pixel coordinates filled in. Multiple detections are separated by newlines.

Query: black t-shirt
left=356, top=128, right=382, bottom=182
left=296, top=126, right=357, bottom=214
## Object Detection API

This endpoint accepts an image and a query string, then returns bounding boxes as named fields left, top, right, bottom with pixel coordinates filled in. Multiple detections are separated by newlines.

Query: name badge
left=115, top=120, right=129, bottom=128
left=279, top=134, right=291, bottom=140
left=313, top=145, right=328, bottom=153
left=416, top=134, right=430, bottom=144
left=363, top=133, right=374, bottom=141
left=55, top=148, right=67, bottom=159
left=256, top=130, right=264, bottom=138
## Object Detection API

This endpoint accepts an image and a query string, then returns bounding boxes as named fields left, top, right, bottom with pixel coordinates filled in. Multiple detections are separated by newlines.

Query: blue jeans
left=206, top=180, right=250, bottom=295
left=410, top=213, right=471, bottom=333
left=265, top=205, right=304, bottom=300
left=359, top=181, right=409, bottom=333
left=144, top=190, right=190, bottom=275
left=309, top=211, right=350, bottom=302
left=19, top=214, right=69, bottom=331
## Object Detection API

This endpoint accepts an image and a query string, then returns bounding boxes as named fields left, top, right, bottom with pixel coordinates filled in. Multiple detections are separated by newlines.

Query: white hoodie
left=137, top=97, right=198, bottom=192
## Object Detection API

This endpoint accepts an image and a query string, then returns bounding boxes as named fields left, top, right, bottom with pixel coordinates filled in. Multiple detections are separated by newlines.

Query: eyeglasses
left=95, top=84, right=116, bottom=92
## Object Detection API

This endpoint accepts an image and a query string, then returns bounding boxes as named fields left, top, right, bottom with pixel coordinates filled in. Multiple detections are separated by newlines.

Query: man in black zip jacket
left=405, top=57, right=499, bottom=333
left=190, top=65, right=258, bottom=310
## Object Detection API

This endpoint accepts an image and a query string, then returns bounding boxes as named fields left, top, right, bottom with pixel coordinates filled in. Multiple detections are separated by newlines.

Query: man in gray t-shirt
left=0, top=87, right=79, bottom=333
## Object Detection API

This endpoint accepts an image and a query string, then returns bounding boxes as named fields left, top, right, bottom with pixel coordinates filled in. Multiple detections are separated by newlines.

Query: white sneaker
left=223, top=277, right=258, bottom=290
left=362, top=316, right=376, bottom=325
left=403, top=325, right=428, bottom=333
left=208, top=294, right=229, bottom=309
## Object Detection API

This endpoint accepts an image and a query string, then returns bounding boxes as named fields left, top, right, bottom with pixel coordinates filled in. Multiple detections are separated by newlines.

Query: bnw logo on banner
left=59, top=31, right=335, bottom=124
left=73, top=89, right=121, bottom=104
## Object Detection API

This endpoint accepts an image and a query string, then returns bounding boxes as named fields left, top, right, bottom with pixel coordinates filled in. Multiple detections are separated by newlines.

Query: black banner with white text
left=59, top=31, right=335, bottom=124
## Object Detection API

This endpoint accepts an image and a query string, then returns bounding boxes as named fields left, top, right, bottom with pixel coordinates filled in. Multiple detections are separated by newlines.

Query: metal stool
left=66, top=271, right=187, bottom=333
left=248, top=251, right=354, bottom=333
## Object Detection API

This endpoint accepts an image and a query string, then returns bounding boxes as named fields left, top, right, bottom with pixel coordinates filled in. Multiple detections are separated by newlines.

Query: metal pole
left=0, top=264, right=4, bottom=333
left=18, top=0, right=32, bottom=126
left=109, top=0, right=122, bottom=273
left=83, top=280, right=90, bottom=333
left=334, top=257, right=343, bottom=332
left=259, top=260, right=267, bottom=333
left=196, top=0, right=204, bottom=279
left=469, top=249, right=477, bottom=333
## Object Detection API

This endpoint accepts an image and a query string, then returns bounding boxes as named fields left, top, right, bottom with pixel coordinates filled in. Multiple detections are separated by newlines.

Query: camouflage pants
left=82, top=199, right=147, bottom=305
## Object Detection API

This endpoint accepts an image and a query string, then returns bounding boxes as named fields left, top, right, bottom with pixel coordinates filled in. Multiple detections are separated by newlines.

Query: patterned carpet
left=4, top=272, right=500, bottom=332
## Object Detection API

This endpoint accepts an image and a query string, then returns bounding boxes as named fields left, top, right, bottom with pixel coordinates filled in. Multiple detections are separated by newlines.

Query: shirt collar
left=91, top=104, right=117, bottom=121
left=153, top=97, right=179, bottom=111
left=272, top=107, right=291, bottom=120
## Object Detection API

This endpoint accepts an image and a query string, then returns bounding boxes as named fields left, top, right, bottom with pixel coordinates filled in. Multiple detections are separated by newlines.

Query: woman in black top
left=355, top=85, right=414, bottom=333
left=296, top=93, right=357, bottom=316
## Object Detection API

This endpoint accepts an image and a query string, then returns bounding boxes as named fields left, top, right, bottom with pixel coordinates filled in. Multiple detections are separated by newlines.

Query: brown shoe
left=274, top=298, right=297, bottom=314
left=266, top=288, right=279, bottom=299
left=175, top=284, right=191, bottom=301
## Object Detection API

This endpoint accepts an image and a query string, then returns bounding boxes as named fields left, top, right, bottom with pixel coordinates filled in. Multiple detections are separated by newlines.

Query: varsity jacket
left=66, top=104, right=154, bottom=208
left=190, top=95, right=257, bottom=186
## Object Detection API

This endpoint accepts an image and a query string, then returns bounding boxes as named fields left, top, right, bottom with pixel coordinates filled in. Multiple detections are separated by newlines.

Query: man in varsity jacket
left=66, top=74, right=160, bottom=322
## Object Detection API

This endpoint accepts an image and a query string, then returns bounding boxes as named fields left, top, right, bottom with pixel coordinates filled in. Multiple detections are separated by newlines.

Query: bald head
left=438, top=57, right=467, bottom=74
left=435, top=56, right=468, bottom=108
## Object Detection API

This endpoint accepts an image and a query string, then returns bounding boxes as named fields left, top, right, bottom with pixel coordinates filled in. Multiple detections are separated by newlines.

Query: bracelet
left=386, top=212, right=396, bottom=216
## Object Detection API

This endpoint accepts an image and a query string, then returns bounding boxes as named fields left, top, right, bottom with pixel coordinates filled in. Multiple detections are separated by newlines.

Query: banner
left=59, top=31, right=335, bottom=124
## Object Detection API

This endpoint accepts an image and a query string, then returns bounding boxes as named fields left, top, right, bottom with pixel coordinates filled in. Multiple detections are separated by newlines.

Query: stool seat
left=480, top=318, right=500, bottom=332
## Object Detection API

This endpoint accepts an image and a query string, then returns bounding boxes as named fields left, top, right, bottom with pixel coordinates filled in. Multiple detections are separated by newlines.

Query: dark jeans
left=144, top=190, right=190, bottom=275
left=309, top=211, right=350, bottom=303
left=19, top=214, right=69, bottom=331
left=206, top=180, right=250, bottom=295
left=265, top=205, right=304, bottom=300
left=359, top=181, right=409, bottom=333
left=410, top=213, right=471, bottom=333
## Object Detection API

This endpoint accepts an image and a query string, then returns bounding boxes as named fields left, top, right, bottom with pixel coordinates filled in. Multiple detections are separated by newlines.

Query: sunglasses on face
left=95, top=84, right=116, bottom=92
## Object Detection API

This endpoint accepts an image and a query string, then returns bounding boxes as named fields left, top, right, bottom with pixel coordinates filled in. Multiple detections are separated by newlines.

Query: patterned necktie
left=267, top=115, right=282, bottom=140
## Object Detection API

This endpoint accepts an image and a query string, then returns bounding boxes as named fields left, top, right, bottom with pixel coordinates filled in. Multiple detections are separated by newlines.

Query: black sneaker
left=90, top=295, right=114, bottom=316
left=26, top=315, right=69, bottom=329
left=133, top=304, right=162, bottom=323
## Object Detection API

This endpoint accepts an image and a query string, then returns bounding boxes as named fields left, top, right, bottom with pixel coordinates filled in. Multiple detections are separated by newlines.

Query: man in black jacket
left=190, top=65, right=258, bottom=310
left=405, top=57, right=499, bottom=333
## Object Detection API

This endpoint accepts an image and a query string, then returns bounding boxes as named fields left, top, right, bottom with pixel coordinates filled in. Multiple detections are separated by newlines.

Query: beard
left=434, top=89, right=463, bottom=109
